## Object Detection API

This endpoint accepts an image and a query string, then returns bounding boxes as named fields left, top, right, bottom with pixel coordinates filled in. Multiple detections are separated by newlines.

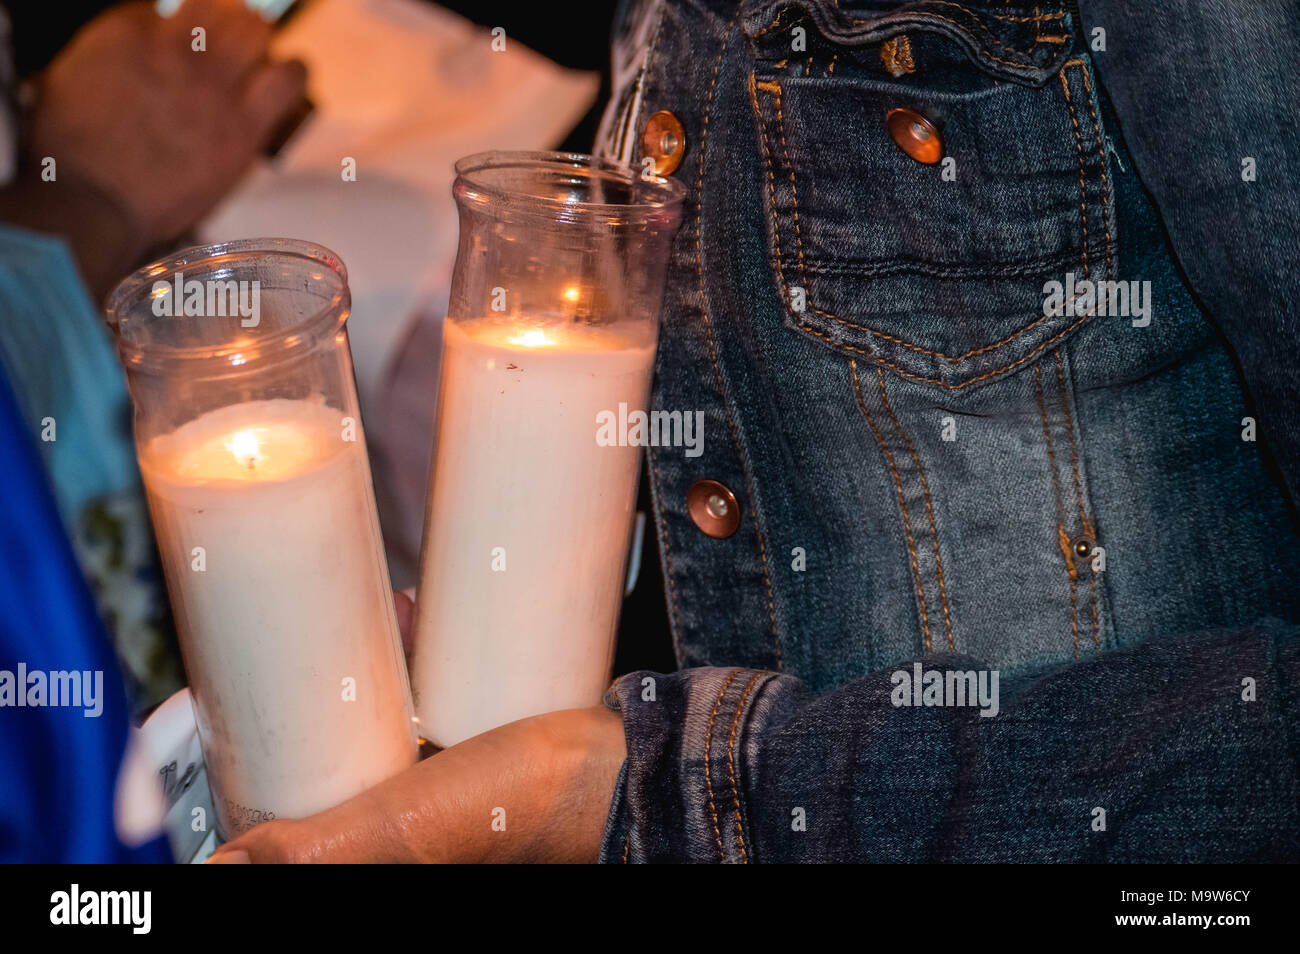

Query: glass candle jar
left=107, top=238, right=417, bottom=839
left=410, top=151, right=685, bottom=747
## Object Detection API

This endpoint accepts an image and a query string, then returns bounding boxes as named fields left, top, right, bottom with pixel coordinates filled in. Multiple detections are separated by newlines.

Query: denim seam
left=1058, top=57, right=1113, bottom=652
left=1075, top=61, right=1115, bottom=282
left=851, top=359, right=934, bottom=653
left=751, top=2, right=1056, bottom=71
left=694, top=18, right=784, bottom=669
left=1054, top=350, right=1101, bottom=650
left=992, top=11, right=1065, bottom=23
left=801, top=253, right=1083, bottom=281
left=875, top=366, right=956, bottom=652
left=726, top=671, right=766, bottom=863
left=748, top=74, right=1104, bottom=382
left=703, top=668, right=743, bottom=860
left=1076, top=56, right=1114, bottom=648
left=645, top=443, right=685, bottom=665
left=1034, top=362, right=1080, bottom=658
left=1059, top=63, right=1093, bottom=277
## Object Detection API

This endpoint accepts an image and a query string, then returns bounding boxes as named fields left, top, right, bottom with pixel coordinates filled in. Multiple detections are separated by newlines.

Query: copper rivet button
left=687, top=479, right=741, bottom=539
left=641, top=110, right=687, bottom=176
left=1073, top=536, right=1095, bottom=558
left=886, top=108, right=943, bottom=164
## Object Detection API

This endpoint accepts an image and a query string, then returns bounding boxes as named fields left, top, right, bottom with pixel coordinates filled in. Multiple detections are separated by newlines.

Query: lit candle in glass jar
left=110, top=240, right=417, bottom=839
left=411, top=315, right=655, bottom=747
left=140, top=398, right=416, bottom=835
left=409, top=152, right=684, bottom=748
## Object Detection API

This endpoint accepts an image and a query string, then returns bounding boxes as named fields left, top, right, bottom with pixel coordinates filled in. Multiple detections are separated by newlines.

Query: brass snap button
left=1072, top=535, right=1096, bottom=559
left=641, top=110, right=687, bottom=176
left=886, top=108, right=942, bottom=164
left=687, top=479, right=740, bottom=539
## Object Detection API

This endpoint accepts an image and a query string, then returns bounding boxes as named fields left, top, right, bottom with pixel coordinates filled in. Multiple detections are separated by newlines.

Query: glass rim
left=106, top=237, right=349, bottom=368
left=452, top=150, right=687, bottom=218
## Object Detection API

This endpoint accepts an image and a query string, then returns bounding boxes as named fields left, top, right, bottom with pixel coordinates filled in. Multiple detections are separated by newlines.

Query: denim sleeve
left=598, top=621, right=1300, bottom=862
left=1076, top=1, right=1300, bottom=510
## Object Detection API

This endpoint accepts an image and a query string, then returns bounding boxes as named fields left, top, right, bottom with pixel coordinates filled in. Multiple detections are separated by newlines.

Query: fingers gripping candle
left=411, top=153, right=684, bottom=747
left=109, top=240, right=417, bottom=839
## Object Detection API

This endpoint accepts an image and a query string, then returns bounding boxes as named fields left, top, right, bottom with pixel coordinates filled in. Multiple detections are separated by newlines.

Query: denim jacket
left=595, top=0, right=1300, bottom=862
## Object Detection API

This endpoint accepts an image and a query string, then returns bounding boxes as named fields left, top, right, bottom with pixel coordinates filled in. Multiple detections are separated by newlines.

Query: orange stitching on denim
left=1054, top=352, right=1101, bottom=650
left=622, top=833, right=629, bottom=864
left=1060, top=61, right=1108, bottom=650
left=727, top=672, right=764, bottom=863
left=908, top=5, right=1052, bottom=68
left=994, top=11, right=1064, bottom=21
left=767, top=83, right=809, bottom=279
left=875, top=366, right=955, bottom=651
left=881, top=35, right=916, bottom=76
left=750, top=71, right=1101, bottom=387
left=702, top=25, right=783, bottom=668
left=1036, top=365, right=1079, bottom=658
left=753, top=4, right=1046, bottom=70
left=704, top=669, right=741, bottom=859
left=753, top=12, right=787, bottom=38
left=1076, top=64, right=1114, bottom=281
left=797, top=306, right=1098, bottom=389
left=852, top=360, right=933, bottom=653
left=1059, top=68, right=1091, bottom=278
left=754, top=79, right=1092, bottom=365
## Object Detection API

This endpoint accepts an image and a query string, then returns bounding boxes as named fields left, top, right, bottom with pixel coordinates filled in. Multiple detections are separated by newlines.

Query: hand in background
left=1, top=0, right=307, bottom=296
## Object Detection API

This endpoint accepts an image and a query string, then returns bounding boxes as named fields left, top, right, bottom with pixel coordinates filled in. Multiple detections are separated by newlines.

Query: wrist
left=0, top=164, right=151, bottom=299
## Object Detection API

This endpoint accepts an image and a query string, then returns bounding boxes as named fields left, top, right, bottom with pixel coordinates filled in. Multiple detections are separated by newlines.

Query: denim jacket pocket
left=745, top=2, right=1114, bottom=389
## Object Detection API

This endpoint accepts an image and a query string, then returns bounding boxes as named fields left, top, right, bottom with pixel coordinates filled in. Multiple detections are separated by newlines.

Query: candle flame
left=561, top=284, right=582, bottom=303
left=226, top=429, right=263, bottom=469
left=509, top=329, right=554, bottom=348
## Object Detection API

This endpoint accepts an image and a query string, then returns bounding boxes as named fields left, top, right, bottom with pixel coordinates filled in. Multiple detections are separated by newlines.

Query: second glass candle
left=411, top=152, right=684, bottom=746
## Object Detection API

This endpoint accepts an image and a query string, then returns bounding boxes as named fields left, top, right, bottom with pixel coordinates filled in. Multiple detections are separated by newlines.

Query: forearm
left=0, top=170, right=148, bottom=301
left=604, top=620, right=1300, bottom=863
left=219, top=705, right=626, bottom=864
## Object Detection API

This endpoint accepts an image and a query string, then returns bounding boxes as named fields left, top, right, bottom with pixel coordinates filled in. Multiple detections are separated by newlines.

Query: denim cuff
left=597, top=666, right=786, bottom=863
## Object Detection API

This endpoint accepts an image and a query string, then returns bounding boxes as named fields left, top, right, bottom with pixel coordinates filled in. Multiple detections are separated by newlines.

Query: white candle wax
left=411, top=318, right=655, bottom=747
left=139, top=398, right=417, bottom=838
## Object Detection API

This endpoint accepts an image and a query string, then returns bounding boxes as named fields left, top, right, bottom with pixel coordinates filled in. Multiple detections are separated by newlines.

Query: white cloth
left=199, top=0, right=600, bottom=415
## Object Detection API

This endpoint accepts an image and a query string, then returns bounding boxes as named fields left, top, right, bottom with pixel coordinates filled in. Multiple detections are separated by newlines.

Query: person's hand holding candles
left=211, top=703, right=627, bottom=864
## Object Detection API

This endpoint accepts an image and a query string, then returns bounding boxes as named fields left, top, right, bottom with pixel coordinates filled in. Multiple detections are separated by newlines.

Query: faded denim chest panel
left=602, top=0, right=1299, bottom=689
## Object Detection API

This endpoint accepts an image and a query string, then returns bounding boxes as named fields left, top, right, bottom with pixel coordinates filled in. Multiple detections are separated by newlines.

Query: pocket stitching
left=750, top=71, right=1098, bottom=376
left=752, top=1, right=1061, bottom=71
